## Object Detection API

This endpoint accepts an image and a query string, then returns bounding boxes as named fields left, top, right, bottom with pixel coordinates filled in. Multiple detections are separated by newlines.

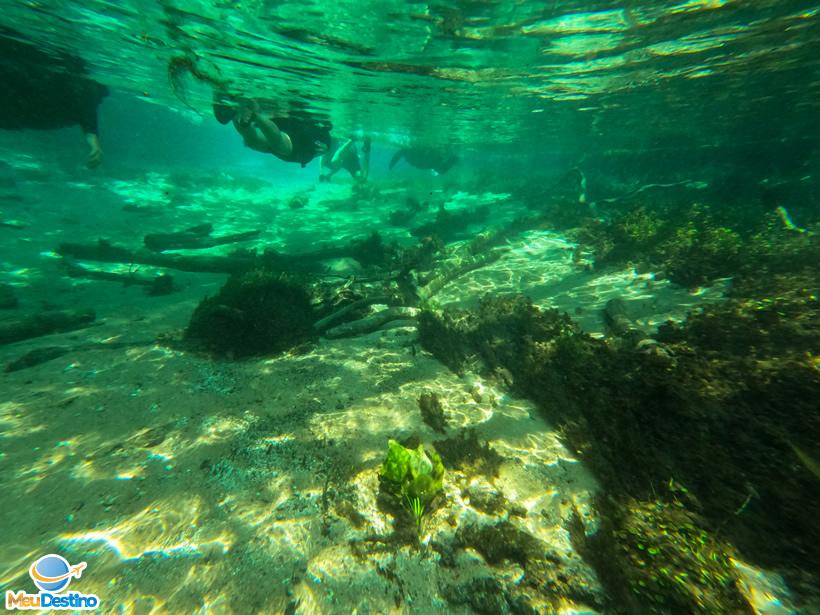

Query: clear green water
left=3, top=1, right=819, bottom=145
left=0, top=3, right=818, bottom=615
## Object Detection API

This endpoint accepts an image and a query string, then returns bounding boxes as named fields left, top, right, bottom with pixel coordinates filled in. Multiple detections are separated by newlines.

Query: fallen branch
left=57, top=239, right=365, bottom=275
left=62, top=260, right=175, bottom=295
left=313, top=295, right=392, bottom=332
left=593, top=180, right=708, bottom=206
left=144, top=223, right=262, bottom=252
left=57, top=239, right=255, bottom=274
left=324, top=307, right=419, bottom=339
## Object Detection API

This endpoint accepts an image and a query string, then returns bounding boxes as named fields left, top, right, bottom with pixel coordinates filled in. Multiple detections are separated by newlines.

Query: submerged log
left=603, top=297, right=638, bottom=338
left=144, top=223, right=262, bottom=252
left=0, top=309, right=96, bottom=346
left=57, top=239, right=357, bottom=275
left=603, top=298, right=672, bottom=359
left=62, top=260, right=176, bottom=295
left=324, top=307, right=419, bottom=339
left=313, top=295, right=392, bottom=332
left=57, top=239, right=257, bottom=274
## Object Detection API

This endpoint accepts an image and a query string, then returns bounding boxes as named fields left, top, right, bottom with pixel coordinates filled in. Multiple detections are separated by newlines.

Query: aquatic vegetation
left=454, top=519, right=604, bottom=612
left=574, top=495, right=752, bottom=614
left=185, top=269, right=316, bottom=357
left=288, top=193, right=308, bottom=209
left=388, top=195, right=424, bottom=226
left=417, top=307, right=472, bottom=375
left=411, top=204, right=489, bottom=241
left=380, top=439, right=444, bottom=504
left=660, top=222, right=743, bottom=287
left=455, top=519, right=544, bottom=567
left=573, top=199, right=786, bottom=287
left=420, top=277, right=820, bottom=611
left=2, top=1, right=818, bottom=612
left=420, top=294, right=584, bottom=387
left=434, top=429, right=503, bottom=478
left=621, top=207, right=662, bottom=241
left=147, top=273, right=175, bottom=296
left=379, top=439, right=444, bottom=536
left=348, top=230, right=396, bottom=268
left=417, top=391, right=447, bottom=433
left=405, top=493, right=425, bottom=535
left=5, top=346, right=69, bottom=372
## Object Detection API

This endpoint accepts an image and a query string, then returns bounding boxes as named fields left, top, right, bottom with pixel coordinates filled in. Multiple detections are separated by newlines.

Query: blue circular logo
left=30, top=555, right=71, bottom=592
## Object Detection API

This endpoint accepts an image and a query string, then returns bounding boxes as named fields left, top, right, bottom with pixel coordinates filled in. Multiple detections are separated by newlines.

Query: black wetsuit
left=271, top=116, right=332, bottom=167
left=213, top=97, right=332, bottom=167
left=389, top=146, right=457, bottom=174
left=0, top=28, right=108, bottom=135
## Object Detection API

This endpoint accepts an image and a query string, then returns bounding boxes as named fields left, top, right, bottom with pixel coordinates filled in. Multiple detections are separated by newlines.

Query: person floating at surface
left=213, top=94, right=332, bottom=168
left=389, top=145, right=458, bottom=175
left=169, top=55, right=332, bottom=168
left=320, top=135, right=371, bottom=183
left=0, top=28, right=109, bottom=168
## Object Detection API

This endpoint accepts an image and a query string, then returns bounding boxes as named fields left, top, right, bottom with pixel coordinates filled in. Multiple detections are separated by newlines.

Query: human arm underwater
left=231, top=102, right=294, bottom=157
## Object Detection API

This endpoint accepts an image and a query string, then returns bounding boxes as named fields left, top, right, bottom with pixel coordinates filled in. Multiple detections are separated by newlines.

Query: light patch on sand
left=59, top=499, right=230, bottom=563
left=437, top=229, right=729, bottom=336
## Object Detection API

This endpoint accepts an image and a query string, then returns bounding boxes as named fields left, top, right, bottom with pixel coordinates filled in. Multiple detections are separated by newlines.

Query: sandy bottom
left=0, top=303, right=601, bottom=613
left=0, top=156, right=767, bottom=614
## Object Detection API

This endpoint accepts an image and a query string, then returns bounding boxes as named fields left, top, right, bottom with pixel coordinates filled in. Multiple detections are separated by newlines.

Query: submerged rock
left=185, top=269, right=316, bottom=357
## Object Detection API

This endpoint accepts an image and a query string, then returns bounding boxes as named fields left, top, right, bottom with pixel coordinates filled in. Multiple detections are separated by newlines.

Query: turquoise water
left=0, top=2, right=818, bottom=614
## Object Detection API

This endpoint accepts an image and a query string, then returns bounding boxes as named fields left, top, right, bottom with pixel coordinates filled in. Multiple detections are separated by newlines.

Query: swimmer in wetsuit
left=389, top=145, right=457, bottom=175
left=213, top=95, right=331, bottom=167
left=169, top=55, right=331, bottom=168
left=0, top=28, right=109, bottom=168
left=319, top=136, right=371, bottom=182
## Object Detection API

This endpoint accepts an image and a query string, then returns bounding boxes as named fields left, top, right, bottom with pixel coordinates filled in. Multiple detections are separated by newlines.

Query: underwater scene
left=0, top=1, right=818, bottom=613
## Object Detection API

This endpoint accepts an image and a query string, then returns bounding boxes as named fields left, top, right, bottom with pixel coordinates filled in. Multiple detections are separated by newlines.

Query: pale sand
left=0, top=307, right=602, bottom=613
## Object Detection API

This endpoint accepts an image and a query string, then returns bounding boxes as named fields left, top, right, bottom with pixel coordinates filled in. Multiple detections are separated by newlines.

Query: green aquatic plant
left=619, top=207, right=663, bottom=244
left=380, top=439, right=444, bottom=535
left=406, top=494, right=425, bottom=534
left=380, top=439, right=444, bottom=501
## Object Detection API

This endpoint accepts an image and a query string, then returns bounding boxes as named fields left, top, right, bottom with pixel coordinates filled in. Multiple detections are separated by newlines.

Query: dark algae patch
left=569, top=494, right=753, bottom=614
left=5, top=345, right=69, bottom=371
left=451, top=519, right=603, bottom=613
left=434, top=429, right=503, bottom=478
left=417, top=391, right=447, bottom=433
left=418, top=210, right=820, bottom=612
left=185, top=269, right=316, bottom=357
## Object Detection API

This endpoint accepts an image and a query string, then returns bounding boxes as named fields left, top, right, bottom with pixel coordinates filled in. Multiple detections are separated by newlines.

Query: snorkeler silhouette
left=389, top=146, right=458, bottom=175
left=212, top=93, right=331, bottom=167
left=320, top=136, right=371, bottom=182
left=169, top=55, right=331, bottom=167
left=0, top=27, right=109, bottom=168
